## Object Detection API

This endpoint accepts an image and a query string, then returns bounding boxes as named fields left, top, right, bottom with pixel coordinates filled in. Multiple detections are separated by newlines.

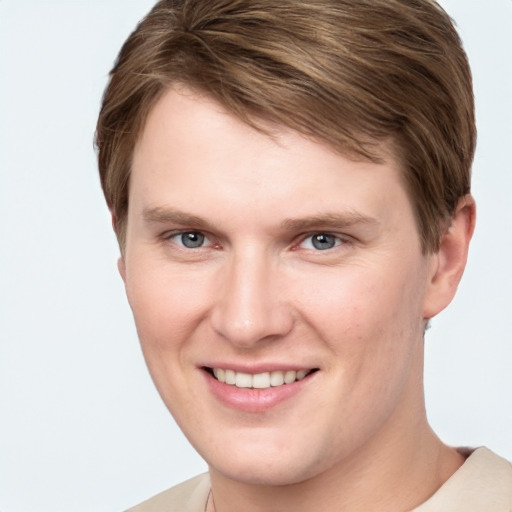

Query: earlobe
left=111, top=210, right=127, bottom=282
left=118, top=256, right=127, bottom=282
left=423, top=194, right=476, bottom=319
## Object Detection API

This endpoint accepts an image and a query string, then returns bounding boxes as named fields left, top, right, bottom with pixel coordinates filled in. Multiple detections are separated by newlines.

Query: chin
left=201, top=431, right=330, bottom=487
left=213, top=460, right=316, bottom=487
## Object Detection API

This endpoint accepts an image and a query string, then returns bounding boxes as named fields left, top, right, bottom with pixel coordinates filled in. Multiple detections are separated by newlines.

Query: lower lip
left=203, top=370, right=315, bottom=413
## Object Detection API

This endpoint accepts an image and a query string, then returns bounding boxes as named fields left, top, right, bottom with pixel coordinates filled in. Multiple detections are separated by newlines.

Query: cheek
left=124, top=261, right=210, bottom=415
left=125, top=258, right=209, bottom=353
left=293, top=264, right=427, bottom=450
left=297, top=258, right=427, bottom=375
left=304, top=267, right=419, bottom=329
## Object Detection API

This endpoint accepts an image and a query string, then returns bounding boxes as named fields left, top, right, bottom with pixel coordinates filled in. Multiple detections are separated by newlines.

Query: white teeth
left=252, top=372, right=271, bottom=389
left=296, top=369, right=308, bottom=380
left=225, top=369, right=236, bottom=385
left=284, top=370, right=296, bottom=384
left=235, top=372, right=253, bottom=388
left=211, top=368, right=312, bottom=388
left=270, top=370, right=285, bottom=386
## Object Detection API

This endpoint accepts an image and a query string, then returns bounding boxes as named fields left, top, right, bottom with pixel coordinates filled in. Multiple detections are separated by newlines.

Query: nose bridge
left=211, top=244, right=292, bottom=347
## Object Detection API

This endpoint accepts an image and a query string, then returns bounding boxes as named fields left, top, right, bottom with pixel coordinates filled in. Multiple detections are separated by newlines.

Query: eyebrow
left=143, top=206, right=379, bottom=232
left=281, top=212, right=379, bottom=231
left=142, top=206, right=217, bottom=231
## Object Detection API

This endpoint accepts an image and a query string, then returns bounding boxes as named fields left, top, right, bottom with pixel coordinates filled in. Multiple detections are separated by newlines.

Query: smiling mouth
left=205, top=368, right=318, bottom=389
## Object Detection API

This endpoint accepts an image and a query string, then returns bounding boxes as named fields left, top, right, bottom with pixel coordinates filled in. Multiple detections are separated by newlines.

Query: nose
left=210, top=248, right=293, bottom=348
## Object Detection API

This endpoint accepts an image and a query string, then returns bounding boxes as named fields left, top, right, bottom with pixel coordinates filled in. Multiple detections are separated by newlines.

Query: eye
left=171, top=231, right=207, bottom=249
left=300, top=233, right=343, bottom=251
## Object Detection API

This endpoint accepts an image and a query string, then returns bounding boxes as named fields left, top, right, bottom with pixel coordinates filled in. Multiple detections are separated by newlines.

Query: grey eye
left=303, top=233, right=340, bottom=250
left=180, top=232, right=206, bottom=248
left=312, top=234, right=336, bottom=250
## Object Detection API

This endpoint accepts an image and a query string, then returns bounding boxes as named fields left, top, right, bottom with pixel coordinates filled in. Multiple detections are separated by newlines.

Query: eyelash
left=297, top=233, right=346, bottom=251
left=163, top=230, right=215, bottom=249
left=162, top=230, right=348, bottom=252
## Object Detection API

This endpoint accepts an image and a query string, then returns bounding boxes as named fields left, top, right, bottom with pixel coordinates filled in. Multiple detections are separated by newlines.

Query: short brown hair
left=95, top=0, right=475, bottom=252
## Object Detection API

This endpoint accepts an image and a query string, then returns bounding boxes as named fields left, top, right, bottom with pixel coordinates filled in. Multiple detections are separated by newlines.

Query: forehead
left=135, top=85, right=395, bottom=162
left=130, top=87, right=414, bottom=234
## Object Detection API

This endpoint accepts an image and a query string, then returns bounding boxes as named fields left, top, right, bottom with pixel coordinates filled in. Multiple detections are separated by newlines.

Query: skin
left=119, top=87, right=475, bottom=512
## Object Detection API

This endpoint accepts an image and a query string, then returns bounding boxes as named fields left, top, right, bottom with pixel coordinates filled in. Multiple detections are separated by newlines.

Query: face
left=121, top=87, right=438, bottom=486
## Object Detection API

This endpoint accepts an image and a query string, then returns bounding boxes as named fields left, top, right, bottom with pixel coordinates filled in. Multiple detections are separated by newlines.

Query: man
left=95, top=1, right=512, bottom=511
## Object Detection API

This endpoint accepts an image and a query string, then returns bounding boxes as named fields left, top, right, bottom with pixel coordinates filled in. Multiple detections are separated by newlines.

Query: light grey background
left=0, top=1, right=510, bottom=511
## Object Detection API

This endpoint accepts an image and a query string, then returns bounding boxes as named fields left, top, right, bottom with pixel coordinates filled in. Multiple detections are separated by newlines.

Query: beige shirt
left=126, top=447, right=512, bottom=512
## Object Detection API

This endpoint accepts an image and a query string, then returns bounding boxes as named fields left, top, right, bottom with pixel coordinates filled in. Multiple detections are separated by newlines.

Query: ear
left=111, top=210, right=127, bottom=283
left=423, top=194, right=476, bottom=319
left=117, top=256, right=127, bottom=283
